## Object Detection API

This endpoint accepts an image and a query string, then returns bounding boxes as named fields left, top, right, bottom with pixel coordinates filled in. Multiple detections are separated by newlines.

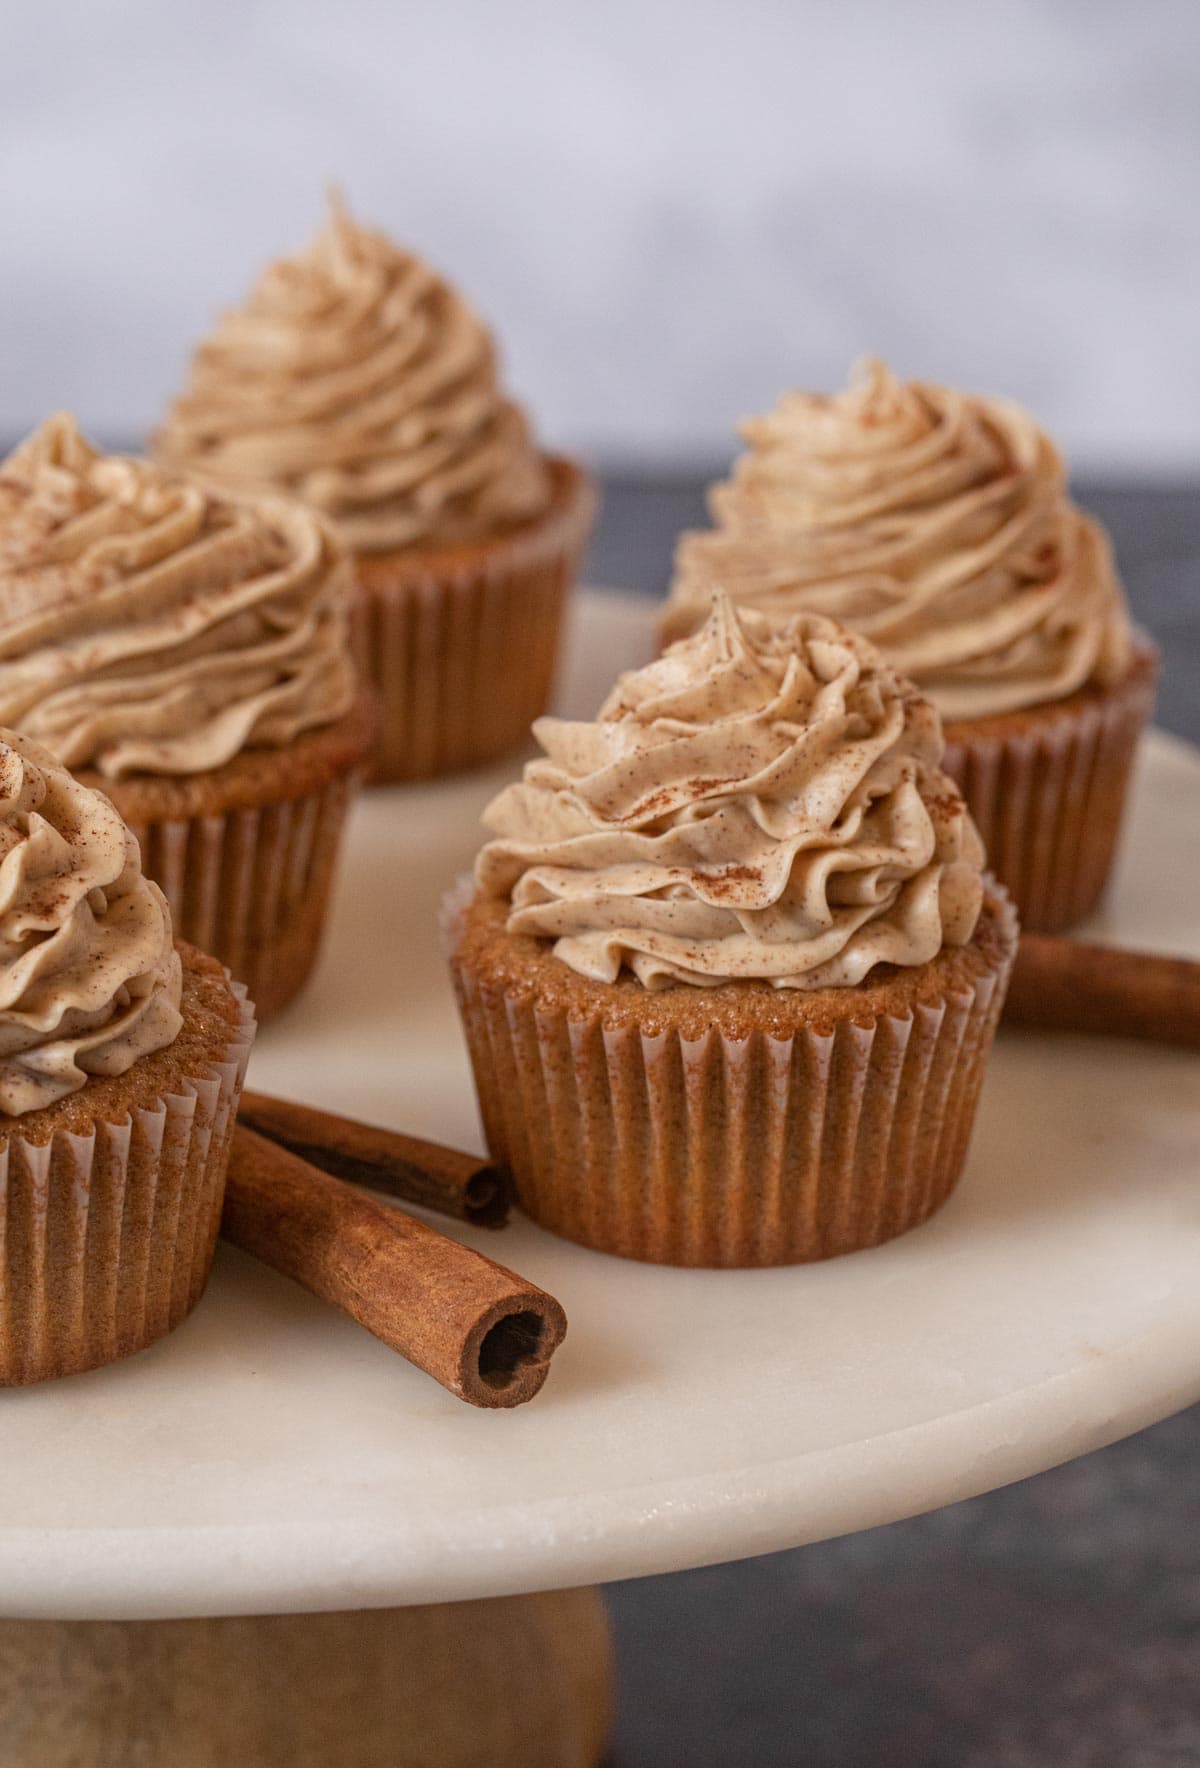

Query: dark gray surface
left=588, top=472, right=1200, bottom=1768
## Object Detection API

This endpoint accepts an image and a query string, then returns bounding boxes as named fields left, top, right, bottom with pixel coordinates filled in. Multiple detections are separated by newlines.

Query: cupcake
left=445, top=592, right=1016, bottom=1267
left=0, top=728, right=254, bottom=1384
left=155, top=196, right=597, bottom=784
left=0, top=414, right=373, bottom=1020
left=664, top=360, right=1158, bottom=932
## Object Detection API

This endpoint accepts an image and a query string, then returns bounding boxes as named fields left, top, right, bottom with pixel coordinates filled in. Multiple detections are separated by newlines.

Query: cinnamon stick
left=222, top=1126, right=566, bottom=1408
left=1006, top=934, right=1200, bottom=1049
left=238, top=1091, right=510, bottom=1228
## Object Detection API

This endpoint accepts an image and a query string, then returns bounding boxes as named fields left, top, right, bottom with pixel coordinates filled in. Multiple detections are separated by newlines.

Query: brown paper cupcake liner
left=0, top=981, right=255, bottom=1386
left=444, top=881, right=1017, bottom=1267
left=942, top=636, right=1158, bottom=933
left=354, top=456, right=597, bottom=784
left=124, top=776, right=355, bottom=1023
left=96, top=697, right=375, bottom=1022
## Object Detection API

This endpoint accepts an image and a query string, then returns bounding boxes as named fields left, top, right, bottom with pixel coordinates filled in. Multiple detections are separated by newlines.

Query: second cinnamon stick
left=223, top=1126, right=565, bottom=1408
left=1006, top=934, right=1200, bottom=1049
left=238, top=1091, right=511, bottom=1227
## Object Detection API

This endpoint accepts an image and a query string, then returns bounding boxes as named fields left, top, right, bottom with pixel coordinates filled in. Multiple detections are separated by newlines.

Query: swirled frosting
left=0, top=414, right=357, bottom=780
left=477, top=593, right=984, bottom=989
left=0, top=729, right=182, bottom=1116
left=667, top=360, right=1132, bottom=720
left=155, top=197, right=551, bottom=554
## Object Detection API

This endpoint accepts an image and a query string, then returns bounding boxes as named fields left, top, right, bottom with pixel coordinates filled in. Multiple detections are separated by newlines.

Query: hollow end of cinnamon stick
left=237, top=1090, right=512, bottom=1228
left=461, top=1301, right=568, bottom=1407
left=223, top=1126, right=565, bottom=1409
left=458, top=1166, right=511, bottom=1228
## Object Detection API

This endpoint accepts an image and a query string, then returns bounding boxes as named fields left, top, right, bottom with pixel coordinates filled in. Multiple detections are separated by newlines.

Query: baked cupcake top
left=477, top=591, right=984, bottom=989
left=154, top=196, right=551, bottom=555
left=0, top=728, right=181, bottom=1115
left=0, top=414, right=357, bottom=780
left=666, top=359, right=1132, bottom=720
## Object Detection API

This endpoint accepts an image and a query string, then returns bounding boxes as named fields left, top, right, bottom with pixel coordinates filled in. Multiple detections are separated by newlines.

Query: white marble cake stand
left=2, top=593, right=1198, bottom=1648
left=4, top=591, right=1199, bottom=1766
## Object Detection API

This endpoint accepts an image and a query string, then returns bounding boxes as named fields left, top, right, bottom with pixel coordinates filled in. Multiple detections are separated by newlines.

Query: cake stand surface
left=2, top=592, right=1198, bottom=1623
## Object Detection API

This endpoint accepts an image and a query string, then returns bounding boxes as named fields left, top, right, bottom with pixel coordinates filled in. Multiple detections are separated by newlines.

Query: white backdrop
left=1, top=0, right=1197, bottom=469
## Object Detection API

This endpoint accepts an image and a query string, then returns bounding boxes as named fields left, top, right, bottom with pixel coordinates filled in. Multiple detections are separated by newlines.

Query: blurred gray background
left=1, top=0, right=1198, bottom=470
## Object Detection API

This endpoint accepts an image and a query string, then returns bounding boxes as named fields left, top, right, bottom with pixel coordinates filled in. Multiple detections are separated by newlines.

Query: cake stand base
left=0, top=1588, right=612, bottom=1767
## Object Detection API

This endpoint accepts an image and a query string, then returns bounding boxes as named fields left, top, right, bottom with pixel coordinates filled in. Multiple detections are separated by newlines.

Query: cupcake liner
left=942, top=638, right=1158, bottom=933
left=444, top=881, right=1017, bottom=1268
left=0, top=982, right=255, bottom=1386
left=354, top=457, right=597, bottom=784
left=122, top=774, right=357, bottom=1023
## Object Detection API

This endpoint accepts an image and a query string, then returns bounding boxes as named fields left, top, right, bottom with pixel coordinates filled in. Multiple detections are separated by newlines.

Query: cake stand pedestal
left=0, top=1593, right=612, bottom=1768
left=2, top=596, right=1198, bottom=1765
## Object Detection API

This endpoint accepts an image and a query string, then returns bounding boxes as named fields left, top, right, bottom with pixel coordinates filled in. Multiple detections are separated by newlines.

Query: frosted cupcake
left=0, top=415, right=372, bottom=1020
left=445, top=593, right=1016, bottom=1267
left=0, top=729, right=254, bottom=1384
left=664, top=361, right=1158, bottom=931
left=156, top=197, right=596, bottom=783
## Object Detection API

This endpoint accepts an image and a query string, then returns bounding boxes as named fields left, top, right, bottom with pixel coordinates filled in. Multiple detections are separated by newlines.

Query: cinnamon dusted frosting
left=667, top=360, right=1132, bottom=720
left=155, top=198, right=551, bottom=554
left=0, top=729, right=182, bottom=1116
left=0, top=415, right=357, bottom=780
left=477, top=593, right=984, bottom=989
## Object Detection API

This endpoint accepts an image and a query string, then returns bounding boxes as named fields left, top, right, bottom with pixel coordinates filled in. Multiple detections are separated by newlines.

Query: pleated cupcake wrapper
left=0, top=982, right=255, bottom=1386
left=354, top=464, right=597, bottom=784
left=443, top=881, right=1018, bottom=1268
left=125, top=773, right=358, bottom=1023
left=942, top=648, right=1157, bottom=934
